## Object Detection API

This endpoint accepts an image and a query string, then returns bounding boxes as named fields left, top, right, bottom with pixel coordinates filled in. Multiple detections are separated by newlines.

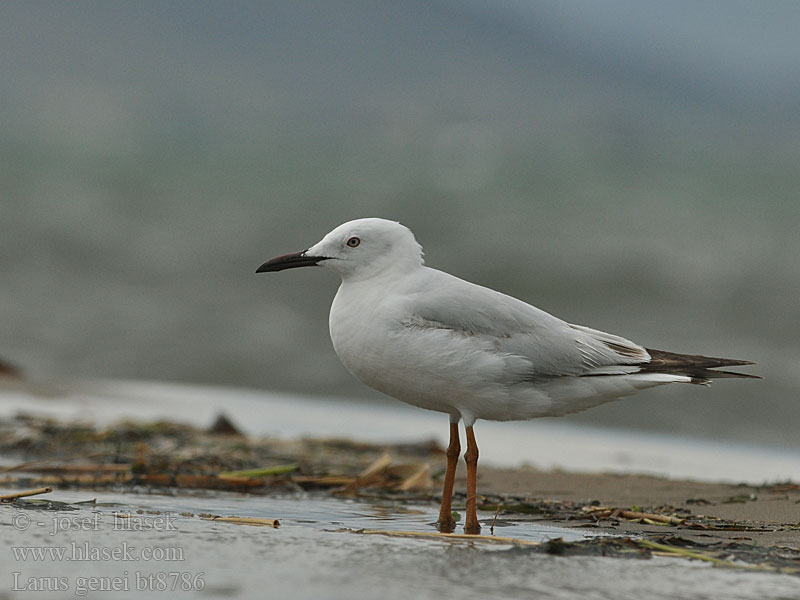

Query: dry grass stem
left=201, top=515, right=280, bottom=528
left=0, top=487, right=53, bottom=502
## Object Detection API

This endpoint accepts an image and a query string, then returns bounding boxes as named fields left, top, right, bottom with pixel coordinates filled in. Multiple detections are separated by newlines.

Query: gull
left=256, top=218, right=758, bottom=535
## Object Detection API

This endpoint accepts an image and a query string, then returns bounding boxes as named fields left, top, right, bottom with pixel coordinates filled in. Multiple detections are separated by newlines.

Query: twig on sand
left=331, top=453, right=433, bottom=494
left=0, top=487, right=53, bottom=502
left=396, top=464, right=431, bottom=491
left=349, top=452, right=393, bottom=489
left=583, top=506, right=686, bottom=526
left=490, top=503, right=502, bottom=535
left=201, top=515, right=280, bottom=528
left=344, top=528, right=540, bottom=546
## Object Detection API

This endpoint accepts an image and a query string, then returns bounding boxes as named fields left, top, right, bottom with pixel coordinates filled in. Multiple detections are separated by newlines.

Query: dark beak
left=256, top=251, right=325, bottom=273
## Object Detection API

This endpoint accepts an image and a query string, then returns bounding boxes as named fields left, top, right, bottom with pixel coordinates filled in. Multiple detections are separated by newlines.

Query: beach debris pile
left=0, top=413, right=438, bottom=495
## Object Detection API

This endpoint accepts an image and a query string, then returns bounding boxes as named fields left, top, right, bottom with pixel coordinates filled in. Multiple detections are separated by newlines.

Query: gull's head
left=256, top=218, right=424, bottom=281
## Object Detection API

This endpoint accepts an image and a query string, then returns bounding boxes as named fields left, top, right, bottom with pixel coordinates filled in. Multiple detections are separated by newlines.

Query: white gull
left=257, top=217, right=758, bottom=534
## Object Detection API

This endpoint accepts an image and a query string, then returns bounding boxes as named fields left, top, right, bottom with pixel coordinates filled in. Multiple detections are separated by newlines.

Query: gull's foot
left=436, top=518, right=456, bottom=534
left=464, top=521, right=481, bottom=535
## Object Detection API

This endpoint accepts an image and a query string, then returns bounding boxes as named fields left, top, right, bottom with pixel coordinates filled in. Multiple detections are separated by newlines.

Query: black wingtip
left=643, top=348, right=761, bottom=381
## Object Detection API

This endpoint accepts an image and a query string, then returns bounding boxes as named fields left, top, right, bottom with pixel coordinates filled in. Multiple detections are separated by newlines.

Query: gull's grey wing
left=403, top=268, right=759, bottom=383
left=403, top=269, right=649, bottom=379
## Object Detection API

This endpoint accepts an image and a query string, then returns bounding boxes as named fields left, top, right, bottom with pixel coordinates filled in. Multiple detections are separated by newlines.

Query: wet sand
left=476, top=465, right=800, bottom=549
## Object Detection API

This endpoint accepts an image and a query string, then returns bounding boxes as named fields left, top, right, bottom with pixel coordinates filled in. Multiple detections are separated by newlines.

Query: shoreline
left=1, top=409, right=797, bottom=570
left=1, top=382, right=798, bottom=580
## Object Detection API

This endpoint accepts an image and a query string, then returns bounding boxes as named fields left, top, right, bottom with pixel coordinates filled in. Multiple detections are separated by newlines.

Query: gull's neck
left=338, top=259, right=424, bottom=286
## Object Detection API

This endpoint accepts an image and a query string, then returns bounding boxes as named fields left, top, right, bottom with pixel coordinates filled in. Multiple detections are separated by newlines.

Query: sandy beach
left=1, top=382, right=798, bottom=599
left=1, top=406, right=798, bottom=571
left=477, top=465, right=800, bottom=548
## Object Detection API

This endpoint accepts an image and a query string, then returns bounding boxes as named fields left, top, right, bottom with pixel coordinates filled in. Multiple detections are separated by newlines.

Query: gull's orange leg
left=464, top=425, right=481, bottom=535
left=436, top=421, right=460, bottom=533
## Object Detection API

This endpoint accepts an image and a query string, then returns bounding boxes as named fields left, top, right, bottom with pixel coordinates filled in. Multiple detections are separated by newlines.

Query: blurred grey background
left=1, top=1, right=798, bottom=447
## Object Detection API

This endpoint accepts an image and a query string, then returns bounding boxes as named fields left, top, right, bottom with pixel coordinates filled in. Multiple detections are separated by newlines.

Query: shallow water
left=3, top=488, right=798, bottom=600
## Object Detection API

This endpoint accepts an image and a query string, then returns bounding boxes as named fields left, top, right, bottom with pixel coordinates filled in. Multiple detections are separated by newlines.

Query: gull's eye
left=346, top=236, right=360, bottom=248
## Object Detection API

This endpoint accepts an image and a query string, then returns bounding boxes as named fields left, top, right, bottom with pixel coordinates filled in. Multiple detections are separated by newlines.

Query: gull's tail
left=642, top=348, right=761, bottom=385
